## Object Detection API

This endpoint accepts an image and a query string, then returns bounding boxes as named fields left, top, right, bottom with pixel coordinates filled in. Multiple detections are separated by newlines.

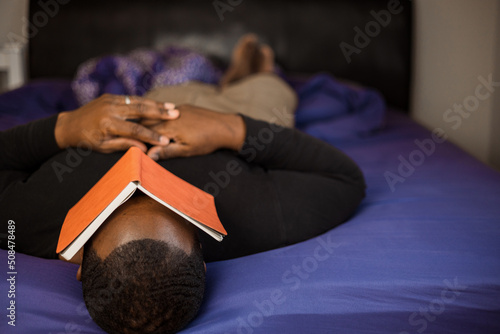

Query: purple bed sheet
left=1, top=80, right=500, bottom=334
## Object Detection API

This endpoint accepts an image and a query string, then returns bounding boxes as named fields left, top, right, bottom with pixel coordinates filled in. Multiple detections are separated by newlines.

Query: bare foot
left=219, top=34, right=274, bottom=88
left=259, top=44, right=275, bottom=73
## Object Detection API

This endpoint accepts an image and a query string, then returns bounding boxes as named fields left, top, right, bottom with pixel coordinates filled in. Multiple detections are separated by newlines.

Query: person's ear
left=76, top=265, right=82, bottom=281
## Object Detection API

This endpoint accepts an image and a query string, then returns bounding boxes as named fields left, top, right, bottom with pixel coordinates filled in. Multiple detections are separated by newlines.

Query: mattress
left=0, top=78, right=499, bottom=333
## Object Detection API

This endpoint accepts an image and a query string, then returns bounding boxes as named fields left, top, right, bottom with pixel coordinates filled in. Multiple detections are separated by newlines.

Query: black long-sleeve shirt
left=0, top=115, right=365, bottom=262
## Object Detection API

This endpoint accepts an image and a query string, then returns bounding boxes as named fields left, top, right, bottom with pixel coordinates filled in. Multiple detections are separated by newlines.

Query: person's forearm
left=238, top=116, right=365, bottom=186
left=0, top=115, right=61, bottom=171
left=218, top=113, right=246, bottom=152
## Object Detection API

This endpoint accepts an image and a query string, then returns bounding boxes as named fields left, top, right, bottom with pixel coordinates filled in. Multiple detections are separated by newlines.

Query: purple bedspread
left=1, top=80, right=499, bottom=334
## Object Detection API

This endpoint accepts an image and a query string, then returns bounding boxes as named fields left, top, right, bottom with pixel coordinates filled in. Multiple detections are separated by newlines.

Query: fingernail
left=164, top=102, right=175, bottom=110
left=160, top=136, right=170, bottom=145
left=168, top=109, right=179, bottom=117
left=151, top=153, right=159, bottom=161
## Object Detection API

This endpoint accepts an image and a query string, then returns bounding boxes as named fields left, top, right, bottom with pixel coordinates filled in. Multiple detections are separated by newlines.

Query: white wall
left=0, top=0, right=28, bottom=92
left=0, top=0, right=28, bottom=45
left=411, top=0, right=500, bottom=169
left=491, top=9, right=500, bottom=168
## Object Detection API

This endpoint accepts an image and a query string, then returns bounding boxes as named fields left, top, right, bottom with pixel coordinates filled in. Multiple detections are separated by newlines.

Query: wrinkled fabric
left=292, top=73, right=386, bottom=143
left=0, top=80, right=78, bottom=131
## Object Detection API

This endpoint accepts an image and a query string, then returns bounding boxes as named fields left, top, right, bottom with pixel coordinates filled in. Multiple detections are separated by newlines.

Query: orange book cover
left=57, top=147, right=226, bottom=260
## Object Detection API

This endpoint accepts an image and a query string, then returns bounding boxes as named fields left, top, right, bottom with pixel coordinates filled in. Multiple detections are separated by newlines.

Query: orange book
left=57, top=147, right=227, bottom=260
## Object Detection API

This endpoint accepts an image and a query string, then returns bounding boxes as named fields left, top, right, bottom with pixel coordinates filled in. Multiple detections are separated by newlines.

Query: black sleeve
left=238, top=116, right=365, bottom=186
left=0, top=115, right=62, bottom=198
left=238, top=116, right=366, bottom=245
left=0, top=116, right=119, bottom=258
left=0, top=115, right=66, bottom=258
left=0, top=115, right=61, bottom=172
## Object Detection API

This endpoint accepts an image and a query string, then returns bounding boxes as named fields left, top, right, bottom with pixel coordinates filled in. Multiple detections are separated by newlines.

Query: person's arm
left=0, top=94, right=179, bottom=172
left=0, top=115, right=60, bottom=172
left=239, top=115, right=366, bottom=244
left=238, top=115, right=365, bottom=185
left=0, top=94, right=180, bottom=258
left=146, top=104, right=364, bottom=187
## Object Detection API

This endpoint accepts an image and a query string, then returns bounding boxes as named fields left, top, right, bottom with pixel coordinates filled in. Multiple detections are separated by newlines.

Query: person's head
left=79, top=194, right=206, bottom=334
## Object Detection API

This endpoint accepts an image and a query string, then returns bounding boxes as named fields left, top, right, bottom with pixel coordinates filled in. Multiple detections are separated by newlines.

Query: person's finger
left=118, top=96, right=179, bottom=120
left=163, top=102, right=176, bottom=110
left=140, top=119, right=164, bottom=127
left=147, top=146, right=163, bottom=160
left=99, top=138, right=148, bottom=153
left=107, top=120, right=170, bottom=146
left=147, top=144, right=188, bottom=160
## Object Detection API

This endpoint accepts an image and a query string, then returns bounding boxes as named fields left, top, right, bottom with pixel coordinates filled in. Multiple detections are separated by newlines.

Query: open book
left=56, top=147, right=227, bottom=261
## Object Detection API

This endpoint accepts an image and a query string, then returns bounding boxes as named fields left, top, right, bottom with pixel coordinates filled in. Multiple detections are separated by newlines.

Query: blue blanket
left=292, top=74, right=386, bottom=143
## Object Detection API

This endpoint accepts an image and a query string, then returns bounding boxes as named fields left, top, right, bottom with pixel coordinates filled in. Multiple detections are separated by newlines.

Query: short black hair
left=81, top=238, right=205, bottom=334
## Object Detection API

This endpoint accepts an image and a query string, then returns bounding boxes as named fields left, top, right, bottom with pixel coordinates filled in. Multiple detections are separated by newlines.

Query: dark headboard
left=29, top=0, right=412, bottom=110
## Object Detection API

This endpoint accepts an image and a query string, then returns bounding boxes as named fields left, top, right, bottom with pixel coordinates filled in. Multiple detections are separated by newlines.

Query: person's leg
left=145, top=81, right=216, bottom=107
left=207, top=36, right=296, bottom=127
left=145, top=34, right=263, bottom=105
left=219, top=34, right=274, bottom=88
left=210, top=72, right=297, bottom=127
left=146, top=34, right=297, bottom=127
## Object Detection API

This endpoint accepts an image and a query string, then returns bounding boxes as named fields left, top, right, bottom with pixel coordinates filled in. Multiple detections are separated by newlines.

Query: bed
left=1, top=0, right=500, bottom=333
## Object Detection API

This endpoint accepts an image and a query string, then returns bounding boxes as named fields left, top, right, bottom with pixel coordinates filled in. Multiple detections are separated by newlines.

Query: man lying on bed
left=0, top=35, right=365, bottom=334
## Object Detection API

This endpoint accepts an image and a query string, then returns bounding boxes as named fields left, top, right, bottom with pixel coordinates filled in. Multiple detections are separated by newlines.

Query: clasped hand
left=55, top=94, right=245, bottom=160
left=144, top=104, right=246, bottom=160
